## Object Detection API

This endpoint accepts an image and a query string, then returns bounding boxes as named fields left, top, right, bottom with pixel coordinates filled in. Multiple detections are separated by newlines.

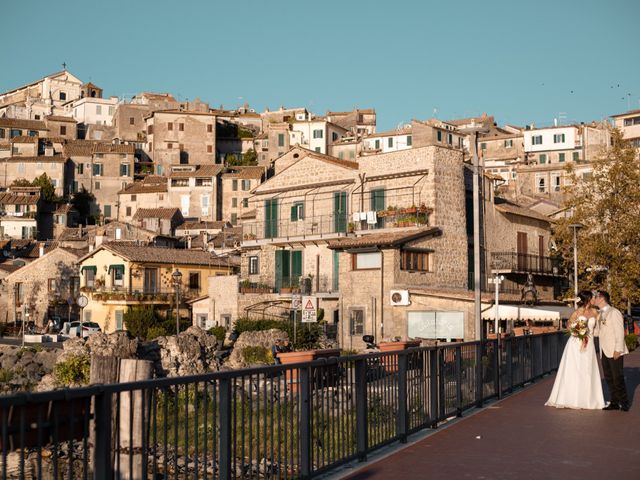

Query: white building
left=70, top=96, right=120, bottom=126
left=362, top=126, right=413, bottom=153
left=290, top=119, right=348, bottom=154
left=523, top=123, right=610, bottom=165
left=611, top=109, right=640, bottom=150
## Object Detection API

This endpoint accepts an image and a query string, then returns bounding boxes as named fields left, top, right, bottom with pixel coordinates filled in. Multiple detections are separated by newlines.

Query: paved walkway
left=340, top=350, right=640, bottom=480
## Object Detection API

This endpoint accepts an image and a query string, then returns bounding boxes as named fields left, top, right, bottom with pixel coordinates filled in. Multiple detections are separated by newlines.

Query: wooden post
left=89, top=355, right=120, bottom=474
left=117, top=359, right=153, bottom=480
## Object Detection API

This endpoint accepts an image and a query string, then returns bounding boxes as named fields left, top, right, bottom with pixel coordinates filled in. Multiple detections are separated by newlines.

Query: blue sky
left=3, top=0, right=639, bottom=130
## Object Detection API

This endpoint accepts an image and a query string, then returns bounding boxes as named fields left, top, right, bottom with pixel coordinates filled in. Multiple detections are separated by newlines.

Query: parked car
left=63, top=321, right=101, bottom=338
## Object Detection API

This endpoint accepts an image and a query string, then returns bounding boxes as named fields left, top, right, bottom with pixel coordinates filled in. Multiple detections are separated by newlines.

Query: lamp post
left=172, top=269, right=182, bottom=335
left=568, top=224, right=583, bottom=308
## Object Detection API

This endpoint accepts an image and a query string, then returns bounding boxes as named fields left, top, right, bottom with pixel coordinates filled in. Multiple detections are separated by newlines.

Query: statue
left=521, top=273, right=538, bottom=305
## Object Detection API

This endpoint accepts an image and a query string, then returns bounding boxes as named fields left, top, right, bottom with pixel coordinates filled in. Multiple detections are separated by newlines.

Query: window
left=406, top=135, right=412, bottom=146
left=241, top=179, right=251, bottom=191
left=332, top=132, right=339, bottom=141
left=243, top=198, right=249, bottom=208
left=437, top=130, right=442, bottom=142
left=537, top=176, right=546, bottom=193
left=447, top=133, right=453, bottom=145
left=168, top=122, right=173, bottom=131
left=48, top=278, right=57, bottom=292
left=207, top=124, right=213, bottom=133
left=71, top=277, right=80, bottom=296
left=115, top=310, right=124, bottom=330
left=573, top=151, right=580, bottom=161
left=231, top=213, right=237, bottom=224
left=196, top=314, right=208, bottom=329
left=291, top=201, right=304, bottom=221
left=480, top=142, right=487, bottom=150
left=207, top=145, right=213, bottom=153
left=111, top=265, right=124, bottom=286
left=179, top=123, right=184, bottom=131
left=532, top=135, right=543, bottom=145
left=349, top=150, right=355, bottom=159
left=0, top=128, right=4, bottom=138
left=552, top=174, right=561, bottom=192
left=539, top=154, right=547, bottom=164
left=388, top=137, right=394, bottom=148
left=195, top=178, right=212, bottom=187
left=277, top=133, right=285, bottom=147
left=232, top=179, right=238, bottom=191
left=60, top=126, right=67, bottom=135
left=353, top=252, right=382, bottom=270
left=375, top=139, right=380, bottom=149
left=313, top=129, right=324, bottom=139
left=126, top=206, right=132, bottom=216
left=59, top=92, right=66, bottom=100
left=232, top=198, right=238, bottom=208
left=504, top=139, right=513, bottom=148
left=338, top=152, right=344, bottom=159
left=264, top=198, right=278, bottom=237
left=147, top=125, right=153, bottom=134
left=400, top=250, right=432, bottom=272
left=553, top=133, right=565, bottom=143
left=120, top=164, right=130, bottom=176
left=15, top=282, right=24, bottom=304
left=180, top=195, right=190, bottom=216
left=349, top=308, right=364, bottom=335
left=28, top=130, right=37, bottom=137
left=167, top=143, right=173, bottom=149
left=315, top=147, right=321, bottom=152
left=108, top=106, right=114, bottom=115
left=93, top=163, right=103, bottom=176
left=96, top=105, right=102, bottom=115
left=129, top=117, right=135, bottom=125
left=95, top=181, right=101, bottom=190
left=559, top=152, right=565, bottom=162
left=189, top=272, right=200, bottom=290
left=76, top=163, right=84, bottom=174
left=104, top=205, right=112, bottom=218
left=249, top=256, right=259, bottom=275
left=84, top=267, right=96, bottom=288
left=10, top=129, right=21, bottom=138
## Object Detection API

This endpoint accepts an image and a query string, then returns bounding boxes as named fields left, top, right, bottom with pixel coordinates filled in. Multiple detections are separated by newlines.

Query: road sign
left=76, top=295, right=88, bottom=308
left=67, top=296, right=75, bottom=306
left=301, top=296, right=317, bottom=323
left=291, top=294, right=302, bottom=311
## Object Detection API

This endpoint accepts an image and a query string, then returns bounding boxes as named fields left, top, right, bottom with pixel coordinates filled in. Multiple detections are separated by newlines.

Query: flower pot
left=277, top=348, right=341, bottom=392
left=378, top=341, right=421, bottom=372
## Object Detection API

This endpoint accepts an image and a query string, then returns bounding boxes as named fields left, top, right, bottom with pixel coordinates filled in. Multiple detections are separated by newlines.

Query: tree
left=227, top=148, right=258, bottom=166
left=11, top=173, right=58, bottom=202
left=70, top=187, right=95, bottom=224
left=554, top=129, right=640, bottom=308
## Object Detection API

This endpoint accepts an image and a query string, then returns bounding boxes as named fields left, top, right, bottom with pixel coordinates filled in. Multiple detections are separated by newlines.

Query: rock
left=34, top=349, right=58, bottom=368
left=85, top=331, right=139, bottom=359
left=0, top=347, right=19, bottom=370
left=34, top=373, right=57, bottom=392
left=227, top=329, right=288, bottom=369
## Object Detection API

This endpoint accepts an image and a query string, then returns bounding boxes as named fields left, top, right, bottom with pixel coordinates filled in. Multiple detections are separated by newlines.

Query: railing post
left=397, top=353, right=408, bottom=443
left=429, top=349, right=438, bottom=428
left=219, top=378, right=232, bottom=480
left=299, top=366, right=312, bottom=478
left=93, top=388, right=113, bottom=480
left=494, top=340, right=501, bottom=399
left=455, top=346, right=463, bottom=416
left=354, top=358, right=368, bottom=461
left=475, top=342, right=483, bottom=408
left=505, top=338, right=513, bottom=394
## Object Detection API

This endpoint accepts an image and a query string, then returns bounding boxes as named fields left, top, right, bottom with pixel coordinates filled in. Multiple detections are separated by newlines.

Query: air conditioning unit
left=390, top=290, right=410, bottom=306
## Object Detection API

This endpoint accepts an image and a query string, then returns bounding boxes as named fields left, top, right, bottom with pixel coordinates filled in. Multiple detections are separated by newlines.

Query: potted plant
left=347, top=222, right=355, bottom=233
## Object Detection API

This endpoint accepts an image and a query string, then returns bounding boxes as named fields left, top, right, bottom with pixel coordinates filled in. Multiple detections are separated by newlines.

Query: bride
left=545, top=290, right=605, bottom=409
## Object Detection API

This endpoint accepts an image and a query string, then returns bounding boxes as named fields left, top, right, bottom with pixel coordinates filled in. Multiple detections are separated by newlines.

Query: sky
left=2, top=0, right=639, bottom=131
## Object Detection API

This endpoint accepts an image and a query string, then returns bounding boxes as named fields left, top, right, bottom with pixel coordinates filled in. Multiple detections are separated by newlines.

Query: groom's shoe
left=603, top=403, right=620, bottom=410
left=620, top=403, right=630, bottom=412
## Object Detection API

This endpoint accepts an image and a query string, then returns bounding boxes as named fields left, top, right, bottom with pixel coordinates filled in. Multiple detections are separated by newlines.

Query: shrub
left=341, top=349, right=358, bottom=357
left=147, top=326, right=169, bottom=340
left=0, top=368, right=14, bottom=383
left=242, top=346, right=274, bottom=365
left=625, top=333, right=638, bottom=352
left=124, top=306, right=157, bottom=339
left=234, top=318, right=284, bottom=333
left=54, top=355, right=90, bottom=386
left=208, top=326, right=226, bottom=343
left=233, top=318, right=322, bottom=350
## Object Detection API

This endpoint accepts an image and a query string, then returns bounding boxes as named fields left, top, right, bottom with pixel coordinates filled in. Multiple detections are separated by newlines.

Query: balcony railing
left=81, top=285, right=203, bottom=302
left=242, top=213, right=349, bottom=242
left=490, top=252, right=563, bottom=276
left=239, top=274, right=338, bottom=295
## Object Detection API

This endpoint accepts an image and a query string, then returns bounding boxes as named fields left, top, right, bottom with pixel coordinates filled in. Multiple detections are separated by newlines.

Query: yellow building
left=77, top=243, right=236, bottom=332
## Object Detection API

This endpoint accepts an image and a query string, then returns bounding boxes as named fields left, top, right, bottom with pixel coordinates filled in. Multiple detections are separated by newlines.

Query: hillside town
left=0, top=67, right=638, bottom=354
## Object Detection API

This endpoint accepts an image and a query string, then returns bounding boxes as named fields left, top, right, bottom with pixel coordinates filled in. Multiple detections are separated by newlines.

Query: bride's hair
left=576, top=290, right=593, bottom=308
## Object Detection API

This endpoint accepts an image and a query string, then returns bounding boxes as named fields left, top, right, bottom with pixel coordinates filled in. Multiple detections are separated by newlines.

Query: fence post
left=219, top=378, right=232, bottom=480
left=299, top=366, right=312, bottom=478
left=475, top=343, right=483, bottom=408
left=355, top=358, right=368, bottom=461
left=455, top=346, right=462, bottom=416
left=494, top=340, right=501, bottom=399
left=397, top=353, right=408, bottom=443
left=93, top=389, right=113, bottom=480
left=429, top=349, right=438, bottom=427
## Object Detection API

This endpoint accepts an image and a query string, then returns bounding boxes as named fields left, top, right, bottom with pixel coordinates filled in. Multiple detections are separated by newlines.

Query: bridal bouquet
left=568, top=319, right=589, bottom=350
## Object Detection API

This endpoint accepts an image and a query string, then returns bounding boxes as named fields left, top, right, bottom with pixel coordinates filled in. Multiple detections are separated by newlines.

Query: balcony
left=242, top=213, right=349, bottom=245
left=81, top=285, right=203, bottom=303
left=239, top=274, right=338, bottom=296
left=490, top=252, right=563, bottom=276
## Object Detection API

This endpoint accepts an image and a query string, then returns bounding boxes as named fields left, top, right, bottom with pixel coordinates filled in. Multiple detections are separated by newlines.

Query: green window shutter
left=539, top=154, right=546, bottom=164
left=115, top=310, right=124, bottom=330
left=333, top=192, right=347, bottom=233
left=275, top=250, right=291, bottom=291
left=278, top=134, right=285, bottom=147
left=290, top=203, right=298, bottom=221
left=291, top=251, right=302, bottom=280
left=264, top=199, right=278, bottom=238
left=375, top=139, right=380, bottom=149
left=406, top=135, right=412, bottom=146
left=332, top=250, right=339, bottom=291
left=559, top=153, right=565, bottom=162
left=370, top=189, right=386, bottom=229
left=573, top=151, right=579, bottom=161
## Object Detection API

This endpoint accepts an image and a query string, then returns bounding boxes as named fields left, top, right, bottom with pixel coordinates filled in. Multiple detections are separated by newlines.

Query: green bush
left=54, top=355, right=90, bottom=386
left=234, top=318, right=285, bottom=333
left=625, top=333, right=638, bottom=352
left=0, top=368, right=14, bottom=383
left=242, top=346, right=274, bottom=365
left=233, top=318, right=322, bottom=350
left=208, top=326, right=226, bottom=343
left=124, top=306, right=157, bottom=339
left=147, top=326, right=169, bottom=340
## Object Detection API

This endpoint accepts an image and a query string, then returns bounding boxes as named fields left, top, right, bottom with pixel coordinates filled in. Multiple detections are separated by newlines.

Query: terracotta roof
left=177, top=221, right=229, bottom=231
left=93, top=143, right=135, bottom=154
left=133, top=207, right=182, bottom=220
left=63, top=143, right=95, bottom=156
left=0, top=263, right=22, bottom=274
left=365, top=127, right=412, bottom=139
left=494, top=200, right=552, bottom=223
left=240, top=209, right=256, bottom=220
left=0, top=192, right=40, bottom=205
left=45, top=115, right=76, bottom=123
left=0, top=118, right=47, bottom=130
left=327, top=226, right=441, bottom=250
left=24, top=241, right=61, bottom=258
left=150, top=109, right=217, bottom=117
left=64, top=141, right=135, bottom=156
left=118, top=179, right=168, bottom=195
left=222, top=166, right=265, bottom=179
left=610, top=109, right=640, bottom=118
left=54, top=203, right=76, bottom=214
left=277, top=147, right=359, bottom=170
left=169, top=165, right=223, bottom=178
left=94, top=243, right=232, bottom=267
left=10, top=136, right=39, bottom=144
left=4, top=155, right=66, bottom=163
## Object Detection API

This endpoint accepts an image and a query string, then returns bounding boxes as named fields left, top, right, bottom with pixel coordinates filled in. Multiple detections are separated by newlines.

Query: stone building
left=611, top=108, right=640, bottom=151
left=44, top=116, right=78, bottom=141
left=167, top=164, right=223, bottom=221
left=478, top=125, right=524, bottom=185
left=326, top=108, right=377, bottom=135
left=145, top=110, right=217, bottom=174
left=117, top=175, right=168, bottom=223
left=0, top=154, right=71, bottom=197
left=0, top=118, right=49, bottom=140
left=0, top=187, right=47, bottom=240
left=132, top=207, right=184, bottom=236
left=220, top=166, right=265, bottom=224
left=57, top=221, right=176, bottom=250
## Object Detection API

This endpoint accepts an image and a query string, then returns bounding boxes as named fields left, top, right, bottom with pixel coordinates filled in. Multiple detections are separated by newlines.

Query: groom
left=593, top=291, right=630, bottom=411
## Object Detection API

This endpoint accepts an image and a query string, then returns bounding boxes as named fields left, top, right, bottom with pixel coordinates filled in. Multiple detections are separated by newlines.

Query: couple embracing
left=546, top=290, right=630, bottom=411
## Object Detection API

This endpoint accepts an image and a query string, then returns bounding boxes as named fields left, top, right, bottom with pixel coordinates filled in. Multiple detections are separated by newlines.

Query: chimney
left=187, top=236, right=192, bottom=249
left=39, top=244, right=44, bottom=258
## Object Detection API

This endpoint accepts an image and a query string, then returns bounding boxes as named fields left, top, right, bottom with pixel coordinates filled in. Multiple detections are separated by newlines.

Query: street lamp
left=458, top=122, right=491, bottom=340
left=568, top=224, right=583, bottom=308
left=172, top=269, right=183, bottom=335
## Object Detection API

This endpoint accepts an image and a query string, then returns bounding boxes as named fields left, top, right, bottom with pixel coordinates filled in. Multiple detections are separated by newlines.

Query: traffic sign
left=301, top=296, right=317, bottom=323
left=291, top=294, right=302, bottom=310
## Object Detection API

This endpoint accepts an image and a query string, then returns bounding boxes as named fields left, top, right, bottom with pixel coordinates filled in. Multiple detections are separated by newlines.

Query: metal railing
left=242, top=213, right=349, bottom=242
left=0, top=332, right=565, bottom=479
left=490, top=252, right=563, bottom=275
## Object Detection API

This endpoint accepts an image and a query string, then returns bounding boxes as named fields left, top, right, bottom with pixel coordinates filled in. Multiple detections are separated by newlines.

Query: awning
left=80, top=265, right=97, bottom=273
left=108, top=264, right=125, bottom=272
left=482, top=305, right=573, bottom=321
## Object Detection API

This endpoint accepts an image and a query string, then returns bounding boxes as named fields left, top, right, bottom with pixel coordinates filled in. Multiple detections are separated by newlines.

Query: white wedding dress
left=545, top=315, right=605, bottom=409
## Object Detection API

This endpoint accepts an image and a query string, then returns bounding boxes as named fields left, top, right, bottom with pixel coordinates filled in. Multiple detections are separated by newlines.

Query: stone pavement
left=339, top=350, right=640, bottom=480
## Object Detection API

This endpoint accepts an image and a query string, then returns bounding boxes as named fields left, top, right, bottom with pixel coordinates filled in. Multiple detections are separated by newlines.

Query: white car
left=64, top=321, right=101, bottom=338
